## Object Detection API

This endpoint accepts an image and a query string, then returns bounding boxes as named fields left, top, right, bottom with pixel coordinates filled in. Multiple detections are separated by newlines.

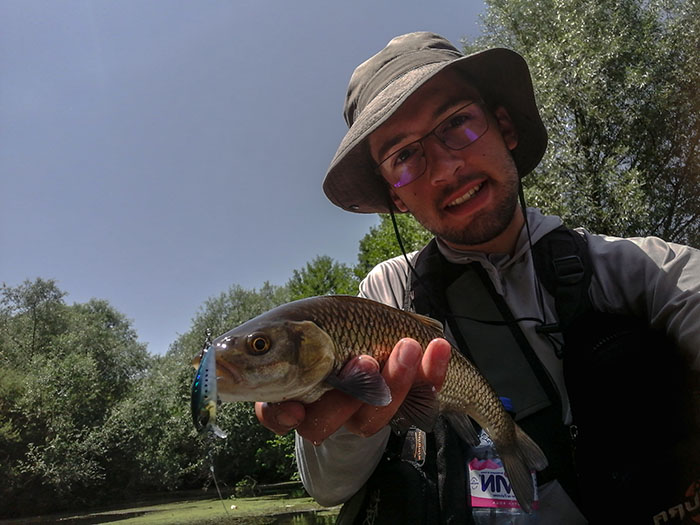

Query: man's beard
left=410, top=172, right=521, bottom=249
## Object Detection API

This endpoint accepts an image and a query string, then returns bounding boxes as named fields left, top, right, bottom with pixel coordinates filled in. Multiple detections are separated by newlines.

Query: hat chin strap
left=517, top=182, right=551, bottom=329
left=389, top=184, right=553, bottom=333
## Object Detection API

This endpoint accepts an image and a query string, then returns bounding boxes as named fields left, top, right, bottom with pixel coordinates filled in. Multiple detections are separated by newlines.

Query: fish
left=203, top=295, right=548, bottom=511
left=191, top=343, right=227, bottom=439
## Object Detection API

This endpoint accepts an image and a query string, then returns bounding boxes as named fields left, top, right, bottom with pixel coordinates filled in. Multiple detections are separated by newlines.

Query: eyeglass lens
left=378, top=102, right=488, bottom=188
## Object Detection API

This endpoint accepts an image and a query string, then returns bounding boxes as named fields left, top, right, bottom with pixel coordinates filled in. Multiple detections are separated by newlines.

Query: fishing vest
left=404, top=230, right=579, bottom=524
left=337, top=226, right=699, bottom=525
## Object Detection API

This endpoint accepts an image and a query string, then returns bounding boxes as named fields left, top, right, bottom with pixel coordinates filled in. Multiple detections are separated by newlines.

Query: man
left=256, top=32, right=700, bottom=523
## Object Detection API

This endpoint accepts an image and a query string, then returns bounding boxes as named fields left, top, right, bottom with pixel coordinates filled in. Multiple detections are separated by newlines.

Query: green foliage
left=93, top=354, right=200, bottom=494
left=287, top=255, right=359, bottom=300
left=0, top=279, right=151, bottom=516
left=0, top=278, right=67, bottom=358
left=256, top=433, right=298, bottom=481
left=465, top=0, right=699, bottom=244
left=213, top=402, right=292, bottom=484
left=235, top=476, right=257, bottom=497
left=355, top=213, right=433, bottom=278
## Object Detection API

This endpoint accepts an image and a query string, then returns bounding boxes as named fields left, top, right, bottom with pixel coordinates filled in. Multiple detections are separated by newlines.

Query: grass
left=0, top=494, right=341, bottom=525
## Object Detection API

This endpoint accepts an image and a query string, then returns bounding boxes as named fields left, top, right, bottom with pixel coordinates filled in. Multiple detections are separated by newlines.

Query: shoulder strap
left=531, top=226, right=594, bottom=333
left=405, top=238, right=445, bottom=318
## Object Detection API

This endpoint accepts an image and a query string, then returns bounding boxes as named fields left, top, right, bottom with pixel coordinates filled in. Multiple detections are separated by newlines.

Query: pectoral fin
left=324, top=359, right=392, bottom=406
left=391, top=382, right=439, bottom=433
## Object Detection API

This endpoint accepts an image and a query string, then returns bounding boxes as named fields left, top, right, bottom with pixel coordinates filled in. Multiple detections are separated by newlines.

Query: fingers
left=419, top=337, right=452, bottom=391
left=345, top=338, right=422, bottom=436
left=255, top=401, right=306, bottom=435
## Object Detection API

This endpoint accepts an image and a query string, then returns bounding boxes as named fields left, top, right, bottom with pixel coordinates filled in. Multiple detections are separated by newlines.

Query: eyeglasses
left=375, top=101, right=489, bottom=188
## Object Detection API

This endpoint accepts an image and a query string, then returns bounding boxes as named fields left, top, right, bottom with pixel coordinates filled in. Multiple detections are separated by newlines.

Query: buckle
left=552, top=255, right=584, bottom=285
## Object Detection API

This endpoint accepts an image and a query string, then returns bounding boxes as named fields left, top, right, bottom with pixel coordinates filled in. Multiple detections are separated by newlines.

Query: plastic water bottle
left=469, top=398, right=538, bottom=524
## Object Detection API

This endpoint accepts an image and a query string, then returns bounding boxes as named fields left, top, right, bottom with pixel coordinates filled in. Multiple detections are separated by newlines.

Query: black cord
left=388, top=202, right=546, bottom=329
left=518, top=184, right=551, bottom=329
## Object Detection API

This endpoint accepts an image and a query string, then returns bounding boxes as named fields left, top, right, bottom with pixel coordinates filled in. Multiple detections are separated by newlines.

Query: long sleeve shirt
left=296, top=208, right=700, bottom=518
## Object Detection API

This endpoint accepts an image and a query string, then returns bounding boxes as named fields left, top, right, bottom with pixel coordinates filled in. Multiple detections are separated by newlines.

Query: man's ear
left=389, top=188, right=409, bottom=213
left=494, top=106, right=519, bottom=151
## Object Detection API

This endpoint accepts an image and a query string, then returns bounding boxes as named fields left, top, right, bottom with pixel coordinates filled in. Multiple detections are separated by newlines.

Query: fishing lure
left=191, top=331, right=227, bottom=439
left=191, top=331, right=229, bottom=515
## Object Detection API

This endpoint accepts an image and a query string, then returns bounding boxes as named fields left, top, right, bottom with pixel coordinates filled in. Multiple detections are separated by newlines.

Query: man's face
left=368, top=69, right=521, bottom=252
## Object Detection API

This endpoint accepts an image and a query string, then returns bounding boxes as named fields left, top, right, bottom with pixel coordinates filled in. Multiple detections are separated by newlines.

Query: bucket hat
left=322, top=32, right=547, bottom=213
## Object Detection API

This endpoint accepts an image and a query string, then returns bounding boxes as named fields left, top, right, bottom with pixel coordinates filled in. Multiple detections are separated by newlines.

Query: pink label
left=468, top=458, right=539, bottom=510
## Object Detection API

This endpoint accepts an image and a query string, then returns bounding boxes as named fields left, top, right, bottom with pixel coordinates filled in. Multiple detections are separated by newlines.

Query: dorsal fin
left=407, top=311, right=444, bottom=333
left=324, top=295, right=444, bottom=333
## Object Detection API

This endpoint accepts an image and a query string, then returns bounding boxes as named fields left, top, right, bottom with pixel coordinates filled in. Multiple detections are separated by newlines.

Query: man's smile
left=445, top=181, right=484, bottom=208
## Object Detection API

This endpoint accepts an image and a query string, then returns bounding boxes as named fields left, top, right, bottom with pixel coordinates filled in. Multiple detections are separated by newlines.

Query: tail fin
left=499, top=424, right=548, bottom=513
left=515, top=423, right=548, bottom=471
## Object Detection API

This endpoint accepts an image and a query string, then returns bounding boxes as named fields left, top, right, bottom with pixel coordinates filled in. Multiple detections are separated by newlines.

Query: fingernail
left=357, top=355, right=380, bottom=372
left=397, top=339, right=420, bottom=368
left=275, top=411, right=301, bottom=430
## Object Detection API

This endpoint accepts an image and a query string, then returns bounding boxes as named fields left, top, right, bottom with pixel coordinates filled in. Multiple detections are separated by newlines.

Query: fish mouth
left=217, top=358, right=244, bottom=384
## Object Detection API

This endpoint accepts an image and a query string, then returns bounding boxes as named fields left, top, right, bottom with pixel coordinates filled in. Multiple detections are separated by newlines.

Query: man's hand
left=254, top=337, right=452, bottom=444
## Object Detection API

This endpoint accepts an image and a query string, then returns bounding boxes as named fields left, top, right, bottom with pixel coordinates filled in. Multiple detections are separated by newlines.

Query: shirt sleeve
left=358, top=253, right=414, bottom=305
left=294, top=255, right=412, bottom=505
left=295, top=426, right=391, bottom=506
left=585, top=232, right=700, bottom=370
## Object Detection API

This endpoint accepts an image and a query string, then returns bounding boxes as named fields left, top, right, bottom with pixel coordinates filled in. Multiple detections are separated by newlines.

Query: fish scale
left=206, top=294, right=548, bottom=512
left=320, top=297, right=436, bottom=360
left=318, top=297, right=514, bottom=440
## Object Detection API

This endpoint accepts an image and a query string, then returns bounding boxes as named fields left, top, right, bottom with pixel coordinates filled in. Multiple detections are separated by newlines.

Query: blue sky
left=1, top=0, right=485, bottom=355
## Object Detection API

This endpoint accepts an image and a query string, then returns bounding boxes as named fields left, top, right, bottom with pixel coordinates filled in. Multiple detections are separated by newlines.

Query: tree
left=0, top=278, right=67, bottom=357
left=287, top=255, right=359, bottom=300
left=355, top=213, right=433, bottom=279
left=466, top=0, right=699, bottom=244
left=0, top=279, right=150, bottom=516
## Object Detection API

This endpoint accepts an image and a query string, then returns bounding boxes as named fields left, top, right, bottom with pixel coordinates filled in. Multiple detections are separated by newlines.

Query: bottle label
left=467, top=433, right=539, bottom=510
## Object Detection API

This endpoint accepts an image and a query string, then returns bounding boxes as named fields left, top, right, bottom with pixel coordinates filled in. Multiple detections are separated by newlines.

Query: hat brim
left=323, top=48, right=547, bottom=214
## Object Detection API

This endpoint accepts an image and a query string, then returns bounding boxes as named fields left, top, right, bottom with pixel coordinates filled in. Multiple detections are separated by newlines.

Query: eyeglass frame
left=374, top=100, right=490, bottom=188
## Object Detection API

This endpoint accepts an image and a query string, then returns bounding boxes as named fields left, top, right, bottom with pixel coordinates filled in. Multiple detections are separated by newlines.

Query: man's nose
left=424, top=136, right=465, bottom=185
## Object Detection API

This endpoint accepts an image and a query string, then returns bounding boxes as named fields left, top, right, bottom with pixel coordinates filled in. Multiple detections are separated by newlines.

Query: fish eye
left=247, top=333, right=271, bottom=354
